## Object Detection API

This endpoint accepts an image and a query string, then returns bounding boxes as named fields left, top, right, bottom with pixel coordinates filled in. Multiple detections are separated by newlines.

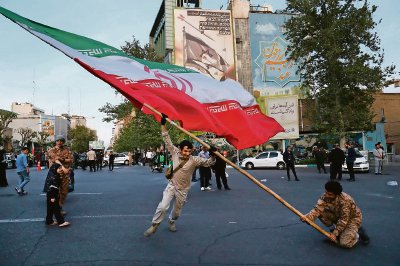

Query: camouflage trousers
left=319, top=212, right=362, bottom=248
left=59, top=172, right=69, bottom=207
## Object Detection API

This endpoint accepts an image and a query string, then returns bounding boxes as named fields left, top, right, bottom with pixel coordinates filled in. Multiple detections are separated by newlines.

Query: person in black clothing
left=213, top=147, right=231, bottom=190
left=0, top=146, right=8, bottom=187
left=108, top=151, right=115, bottom=171
left=315, top=147, right=327, bottom=174
left=283, top=146, right=299, bottom=181
left=345, top=142, right=357, bottom=182
left=328, top=144, right=345, bottom=181
left=43, top=163, right=70, bottom=227
left=96, top=150, right=104, bottom=171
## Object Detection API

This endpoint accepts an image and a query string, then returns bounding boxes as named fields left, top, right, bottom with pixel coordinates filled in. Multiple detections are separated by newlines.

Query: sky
left=0, top=0, right=398, bottom=147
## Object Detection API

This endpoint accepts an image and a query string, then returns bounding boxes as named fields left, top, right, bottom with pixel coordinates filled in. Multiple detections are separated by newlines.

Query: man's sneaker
left=59, top=221, right=70, bottom=227
left=205, top=186, right=212, bottom=191
left=15, top=187, right=21, bottom=195
left=358, top=227, right=370, bottom=244
left=144, top=223, right=159, bottom=237
left=168, top=220, right=177, bottom=232
left=200, top=187, right=205, bottom=191
left=20, top=191, right=28, bottom=195
left=47, top=221, right=58, bottom=226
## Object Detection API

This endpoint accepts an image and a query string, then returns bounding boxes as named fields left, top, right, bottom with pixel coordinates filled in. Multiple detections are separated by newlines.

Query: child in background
left=43, top=163, right=70, bottom=227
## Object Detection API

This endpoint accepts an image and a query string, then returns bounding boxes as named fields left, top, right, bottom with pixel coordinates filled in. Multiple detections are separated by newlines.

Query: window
left=256, top=153, right=269, bottom=159
left=269, top=152, right=278, bottom=158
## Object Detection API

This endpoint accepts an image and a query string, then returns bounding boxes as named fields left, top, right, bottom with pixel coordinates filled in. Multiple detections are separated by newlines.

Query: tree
left=68, top=125, right=96, bottom=153
left=113, top=108, right=183, bottom=151
left=98, top=99, right=134, bottom=123
left=17, top=128, right=37, bottom=147
left=0, top=109, right=17, bottom=144
left=284, top=0, right=396, bottom=140
left=120, top=35, right=164, bottom=62
left=36, top=131, right=50, bottom=151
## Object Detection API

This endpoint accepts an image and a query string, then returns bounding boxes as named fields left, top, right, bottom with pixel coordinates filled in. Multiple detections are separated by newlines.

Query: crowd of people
left=1, top=124, right=383, bottom=248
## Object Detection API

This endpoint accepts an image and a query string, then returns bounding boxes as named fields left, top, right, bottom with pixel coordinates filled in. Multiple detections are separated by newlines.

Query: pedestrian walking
left=283, top=146, right=299, bottom=181
left=346, top=142, right=356, bottom=181
left=43, top=163, right=70, bottom=227
left=144, top=114, right=216, bottom=237
left=373, top=143, right=384, bottom=175
left=198, top=146, right=212, bottom=191
left=108, top=151, right=115, bottom=171
left=213, top=146, right=230, bottom=190
left=15, top=147, right=30, bottom=195
left=314, top=147, right=327, bottom=174
left=328, top=144, right=345, bottom=181
left=87, top=148, right=96, bottom=172
left=0, top=145, right=8, bottom=187
left=300, top=181, right=369, bottom=248
left=128, top=151, right=133, bottom=166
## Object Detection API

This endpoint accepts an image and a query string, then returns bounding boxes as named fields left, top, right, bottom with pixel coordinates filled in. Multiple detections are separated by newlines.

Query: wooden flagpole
left=144, top=103, right=336, bottom=243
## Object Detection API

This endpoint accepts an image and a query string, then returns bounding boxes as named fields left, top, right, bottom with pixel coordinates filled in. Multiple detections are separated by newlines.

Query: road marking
left=0, top=214, right=152, bottom=224
left=39, top=193, right=103, bottom=196
left=366, top=193, right=394, bottom=199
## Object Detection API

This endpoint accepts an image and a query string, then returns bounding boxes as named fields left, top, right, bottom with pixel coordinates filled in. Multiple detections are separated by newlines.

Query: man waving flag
left=0, top=7, right=283, bottom=149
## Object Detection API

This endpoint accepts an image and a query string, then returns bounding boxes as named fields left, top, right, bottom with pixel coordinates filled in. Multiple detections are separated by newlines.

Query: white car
left=240, top=151, right=285, bottom=170
left=342, top=151, right=370, bottom=172
left=103, top=153, right=130, bottom=166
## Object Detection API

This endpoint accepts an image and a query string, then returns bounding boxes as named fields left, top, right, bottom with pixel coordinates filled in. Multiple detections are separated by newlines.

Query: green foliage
left=121, top=36, right=164, bottom=62
left=68, top=125, right=96, bottom=153
left=99, top=99, right=134, bottom=123
left=0, top=109, right=17, bottom=144
left=113, top=109, right=183, bottom=151
left=284, top=0, right=396, bottom=137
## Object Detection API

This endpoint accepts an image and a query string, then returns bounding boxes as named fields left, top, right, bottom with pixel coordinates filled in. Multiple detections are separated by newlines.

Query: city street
left=1, top=164, right=399, bottom=265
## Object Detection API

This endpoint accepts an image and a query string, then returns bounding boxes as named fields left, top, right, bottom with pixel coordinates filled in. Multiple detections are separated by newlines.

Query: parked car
left=240, top=151, right=285, bottom=170
left=103, top=153, right=130, bottom=166
left=342, top=151, right=370, bottom=172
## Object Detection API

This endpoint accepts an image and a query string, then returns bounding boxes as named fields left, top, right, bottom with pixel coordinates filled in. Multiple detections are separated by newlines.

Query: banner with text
left=266, top=95, right=299, bottom=139
left=249, top=13, right=301, bottom=97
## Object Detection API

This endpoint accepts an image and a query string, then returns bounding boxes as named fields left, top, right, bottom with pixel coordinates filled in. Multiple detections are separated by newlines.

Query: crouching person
left=44, top=163, right=70, bottom=227
left=301, top=181, right=369, bottom=248
left=144, top=114, right=216, bottom=237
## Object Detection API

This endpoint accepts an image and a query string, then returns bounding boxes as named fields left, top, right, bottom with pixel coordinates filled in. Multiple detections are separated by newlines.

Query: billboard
left=249, top=13, right=301, bottom=96
left=265, top=95, right=299, bottom=139
left=174, top=9, right=235, bottom=81
left=40, top=115, right=55, bottom=139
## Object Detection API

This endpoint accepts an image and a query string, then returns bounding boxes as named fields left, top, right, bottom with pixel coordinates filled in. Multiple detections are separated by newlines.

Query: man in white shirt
left=372, top=143, right=384, bottom=175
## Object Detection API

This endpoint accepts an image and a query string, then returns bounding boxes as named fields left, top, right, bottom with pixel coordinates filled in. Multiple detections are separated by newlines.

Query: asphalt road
left=0, top=163, right=399, bottom=266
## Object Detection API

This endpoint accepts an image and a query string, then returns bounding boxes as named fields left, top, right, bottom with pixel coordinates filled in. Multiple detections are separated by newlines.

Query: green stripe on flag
left=0, top=6, right=196, bottom=73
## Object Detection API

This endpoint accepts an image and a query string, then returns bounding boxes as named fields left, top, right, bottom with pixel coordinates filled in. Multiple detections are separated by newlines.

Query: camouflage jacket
left=48, top=146, right=73, bottom=168
left=305, top=192, right=362, bottom=237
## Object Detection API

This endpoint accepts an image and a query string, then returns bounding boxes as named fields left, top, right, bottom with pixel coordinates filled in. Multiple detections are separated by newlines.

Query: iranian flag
left=0, top=7, right=284, bottom=149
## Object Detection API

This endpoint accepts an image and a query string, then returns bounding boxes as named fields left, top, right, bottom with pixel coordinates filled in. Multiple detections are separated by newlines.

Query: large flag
left=0, top=7, right=284, bottom=150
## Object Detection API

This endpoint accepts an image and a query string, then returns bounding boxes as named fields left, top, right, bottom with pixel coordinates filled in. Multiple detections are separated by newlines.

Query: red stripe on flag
left=75, top=58, right=284, bottom=149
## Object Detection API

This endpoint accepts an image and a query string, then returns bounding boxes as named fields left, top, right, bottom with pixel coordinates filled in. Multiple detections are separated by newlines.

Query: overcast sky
left=0, top=0, right=398, bottom=147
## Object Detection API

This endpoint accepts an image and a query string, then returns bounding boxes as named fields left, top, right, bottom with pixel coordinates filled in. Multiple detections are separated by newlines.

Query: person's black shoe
left=225, top=187, right=231, bottom=190
left=347, top=178, right=355, bottom=182
left=295, top=178, right=300, bottom=181
left=358, top=227, right=370, bottom=244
